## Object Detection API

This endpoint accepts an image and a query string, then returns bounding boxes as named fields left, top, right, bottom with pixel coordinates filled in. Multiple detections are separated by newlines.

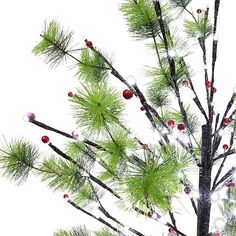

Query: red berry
left=140, top=106, right=145, bottom=111
left=41, top=135, right=49, bottom=144
left=168, top=228, right=175, bottom=233
left=177, top=123, right=185, bottom=131
left=223, top=117, right=230, bottom=125
left=123, top=89, right=133, bottom=99
left=68, top=92, right=73, bottom=97
left=85, top=39, right=93, bottom=48
left=213, top=87, right=217, bottom=93
left=147, top=211, right=153, bottom=218
left=213, top=233, right=219, bottom=236
left=223, top=144, right=229, bottom=150
left=63, top=194, right=69, bottom=199
left=182, top=80, right=189, bottom=86
left=168, top=120, right=175, bottom=128
left=184, top=186, right=191, bottom=194
left=27, top=112, right=35, bottom=122
left=196, top=9, right=202, bottom=14
left=227, top=182, right=236, bottom=188
left=205, top=80, right=212, bottom=88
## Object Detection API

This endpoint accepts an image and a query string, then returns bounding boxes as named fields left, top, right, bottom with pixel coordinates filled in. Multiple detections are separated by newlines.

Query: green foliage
left=71, top=83, right=124, bottom=137
left=77, top=49, right=110, bottom=83
left=65, top=141, right=95, bottom=170
left=184, top=15, right=213, bottom=39
left=54, top=226, right=91, bottom=236
left=38, top=156, right=85, bottom=193
left=94, top=228, right=119, bottom=236
left=120, top=0, right=164, bottom=39
left=0, top=138, right=40, bottom=184
left=146, top=58, right=190, bottom=108
left=149, top=29, right=191, bottom=58
left=169, top=106, right=200, bottom=133
left=220, top=188, right=236, bottom=236
left=120, top=145, right=187, bottom=211
left=72, top=182, right=103, bottom=208
left=169, top=0, right=191, bottom=8
left=54, top=226, right=119, bottom=236
left=33, top=20, right=74, bottom=67
left=147, top=86, right=170, bottom=108
left=98, top=128, right=137, bottom=179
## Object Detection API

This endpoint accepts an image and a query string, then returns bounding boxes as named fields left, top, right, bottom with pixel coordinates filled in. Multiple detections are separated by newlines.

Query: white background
left=0, top=0, right=236, bottom=235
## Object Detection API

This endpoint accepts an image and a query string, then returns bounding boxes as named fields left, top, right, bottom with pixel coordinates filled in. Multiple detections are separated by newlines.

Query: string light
left=126, top=75, right=136, bottom=86
left=190, top=190, right=200, bottom=200
left=213, top=34, right=219, bottom=41
left=213, top=217, right=226, bottom=229
left=211, top=191, right=220, bottom=202
left=168, top=49, right=176, bottom=58
left=218, top=129, right=224, bottom=137
left=71, top=131, right=84, bottom=141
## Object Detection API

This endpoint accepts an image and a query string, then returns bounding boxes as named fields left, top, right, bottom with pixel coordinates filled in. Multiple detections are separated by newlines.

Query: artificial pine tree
left=0, top=0, right=236, bottom=235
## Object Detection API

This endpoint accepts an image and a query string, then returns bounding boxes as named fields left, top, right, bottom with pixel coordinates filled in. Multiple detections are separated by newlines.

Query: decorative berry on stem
left=85, top=39, right=93, bottom=48
left=196, top=9, right=202, bottom=14
left=123, top=89, right=133, bottom=99
left=140, top=106, right=145, bottom=111
left=68, top=92, right=74, bottom=97
left=27, top=112, right=36, bottom=122
left=63, top=194, right=69, bottom=200
left=213, top=87, right=217, bottom=93
left=41, top=135, right=50, bottom=144
left=168, top=120, right=175, bottom=128
left=184, top=186, right=192, bottom=194
left=222, top=144, right=229, bottom=150
left=223, top=117, right=230, bottom=125
left=147, top=211, right=153, bottom=218
left=177, top=123, right=185, bottom=131
left=182, top=79, right=189, bottom=87
left=168, top=227, right=175, bottom=234
left=205, top=80, right=212, bottom=88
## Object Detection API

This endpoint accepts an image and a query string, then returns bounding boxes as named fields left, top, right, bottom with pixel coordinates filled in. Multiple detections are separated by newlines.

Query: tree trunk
left=197, top=125, right=213, bottom=236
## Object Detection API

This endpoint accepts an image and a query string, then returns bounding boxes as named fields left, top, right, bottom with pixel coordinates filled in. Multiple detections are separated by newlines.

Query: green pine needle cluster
left=97, top=128, right=137, bottom=179
left=33, top=20, right=74, bottom=67
left=72, top=182, right=102, bottom=208
left=54, top=226, right=119, bottom=236
left=38, top=156, right=85, bottom=193
left=121, top=145, right=188, bottom=211
left=120, top=0, right=168, bottom=39
left=0, top=138, right=40, bottom=184
left=184, top=16, right=213, bottom=39
left=71, top=83, right=124, bottom=137
left=78, top=49, right=110, bottom=83
left=54, top=226, right=91, bottom=236
left=65, top=141, right=95, bottom=170
left=219, top=188, right=236, bottom=235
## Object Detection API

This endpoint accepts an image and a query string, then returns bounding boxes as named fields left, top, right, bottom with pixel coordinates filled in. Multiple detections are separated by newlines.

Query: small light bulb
left=168, top=49, right=176, bottom=58
left=191, top=190, right=200, bottom=200
left=126, top=75, right=136, bottom=86
left=213, top=217, right=226, bottom=229
left=232, top=171, right=236, bottom=179
left=158, top=217, right=167, bottom=225
left=211, top=191, right=220, bottom=202
left=218, top=129, right=224, bottom=137
left=213, top=34, right=219, bottom=41
left=71, top=131, right=84, bottom=141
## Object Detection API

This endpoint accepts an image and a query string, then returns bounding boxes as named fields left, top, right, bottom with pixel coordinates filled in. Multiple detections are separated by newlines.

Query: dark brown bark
left=197, top=125, right=213, bottom=236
